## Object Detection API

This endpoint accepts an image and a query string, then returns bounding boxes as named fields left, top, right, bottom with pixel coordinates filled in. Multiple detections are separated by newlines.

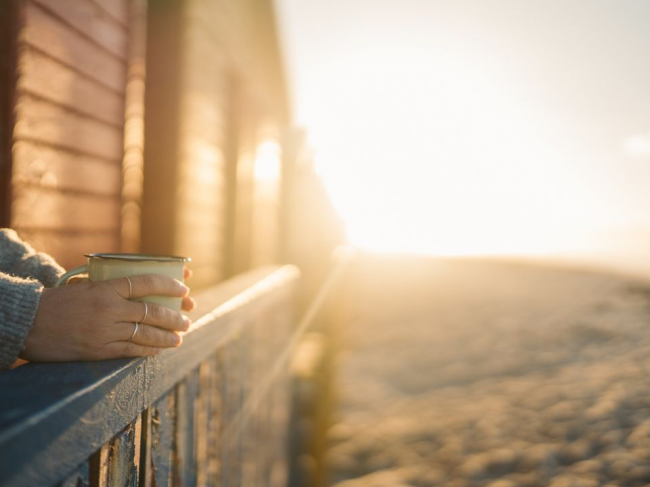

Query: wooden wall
left=1, top=0, right=290, bottom=282
left=143, top=0, right=289, bottom=289
left=7, top=0, right=132, bottom=270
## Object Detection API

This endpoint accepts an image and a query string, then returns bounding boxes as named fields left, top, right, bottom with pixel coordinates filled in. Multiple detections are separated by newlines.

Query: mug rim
left=85, top=253, right=191, bottom=263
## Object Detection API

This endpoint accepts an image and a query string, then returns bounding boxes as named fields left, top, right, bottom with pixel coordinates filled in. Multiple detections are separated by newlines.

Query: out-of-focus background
left=1, top=0, right=650, bottom=486
left=277, top=2, right=650, bottom=486
left=277, top=0, right=650, bottom=276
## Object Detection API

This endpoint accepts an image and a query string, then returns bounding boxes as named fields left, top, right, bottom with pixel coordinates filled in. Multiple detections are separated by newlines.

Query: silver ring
left=125, top=276, right=133, bottom=300
left=140, top=302, right=148, bottom=324
left=128, top=322, right=139, bottom=342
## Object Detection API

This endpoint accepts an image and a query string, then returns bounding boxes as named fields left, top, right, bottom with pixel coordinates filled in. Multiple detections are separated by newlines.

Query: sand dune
left=328, top=257, right=650, bottom=487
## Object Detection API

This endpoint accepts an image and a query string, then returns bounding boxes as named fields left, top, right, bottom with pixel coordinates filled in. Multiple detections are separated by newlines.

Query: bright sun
left=278, top=0, right=650, bottom=261
left=304, top=49, right=605, bottom=257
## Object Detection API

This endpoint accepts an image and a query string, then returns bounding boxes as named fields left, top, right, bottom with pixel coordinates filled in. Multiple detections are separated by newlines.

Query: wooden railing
left=0, top=266, right=299, bottom=487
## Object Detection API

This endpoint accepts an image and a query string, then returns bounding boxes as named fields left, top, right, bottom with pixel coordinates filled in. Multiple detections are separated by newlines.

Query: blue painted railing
left=0, top=266, right=299, bottom=487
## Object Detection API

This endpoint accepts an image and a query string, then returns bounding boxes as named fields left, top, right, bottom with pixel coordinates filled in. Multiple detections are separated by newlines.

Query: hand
left=21, top=274, right=192, bottom=362
left=67, top=266, right=196, bottom=313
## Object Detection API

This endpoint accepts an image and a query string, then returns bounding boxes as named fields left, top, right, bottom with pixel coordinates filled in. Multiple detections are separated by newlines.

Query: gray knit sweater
left=0, top=229, right=64, bottom=370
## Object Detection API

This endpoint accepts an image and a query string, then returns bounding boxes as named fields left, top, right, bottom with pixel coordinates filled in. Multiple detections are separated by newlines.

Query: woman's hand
left=67, top=267, right=196, bottom=312
left=21, top=274, right=193, bottom=362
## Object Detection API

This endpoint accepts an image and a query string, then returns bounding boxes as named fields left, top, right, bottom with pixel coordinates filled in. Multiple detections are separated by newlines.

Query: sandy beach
left=327, top=256, right=650, bottom=487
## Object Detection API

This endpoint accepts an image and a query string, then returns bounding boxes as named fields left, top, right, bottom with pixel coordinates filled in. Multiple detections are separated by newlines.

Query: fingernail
left=183, top=316, right=192, bottom=330
left=180, top=283, right=190, bottom=296
left=173, top=334, right=182, bottom=345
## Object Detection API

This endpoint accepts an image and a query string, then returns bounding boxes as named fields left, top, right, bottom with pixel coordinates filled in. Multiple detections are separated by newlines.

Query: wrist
left=0, top=274, right=43, bottom=368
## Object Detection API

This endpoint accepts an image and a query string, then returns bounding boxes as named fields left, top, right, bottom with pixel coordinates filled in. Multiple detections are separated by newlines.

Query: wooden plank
left=141, top=0, right=184, bottom=258
left=150, top=393, right=175, bottom=487
left=14, top=95, right=124, bottom=161
left=173, top=368, right=200, bottom=486
left=196, top=361, right=210, bottom=487
left=21, top=1, right=126, bottom=93
left=206, top=352, right=224, bottom=486
left=0, top=0, right=21, bottom=227
left=12, top=228, right=120, bottom=270
left=139, top=409, right=152, bottom=487
left=17, top=47, right=124, bottom=126
left=222, top=337, right=244, bottom=486
left=220, top=344, right=232, bottom=487
left=178, top=101, right=227, bottom=139
left=120, top=0, right=147, bottom=253
left=270, top=308, right=292, bottom=487
left=31, top=0, right=127, bottom=59
left=221, top=77, right=239, bottom=279
left=232, top=112, right=256, bottom=275
left=90, top=443, right=109, bottom=487
left=177, top=207, right=224, bottom=233
left=176, top=235, right=222, bottom=253
left=269, top=379, right=290, bottom=487
left=240, top=324, right=258, bottom=487
left=12, top=185, right=120, bottom=231
left=255, top=314, right=273, bottom=487
left=12, top=141, right=122, bottom=196
left=57, top=459, right=90, bottom=487
left=188, top=266, right=224, bottom=291
left=106, top=418, right=141, bottom=487
left=257, top=314, right=275, bottom=487
left=90, top=0, right=128, bottom=27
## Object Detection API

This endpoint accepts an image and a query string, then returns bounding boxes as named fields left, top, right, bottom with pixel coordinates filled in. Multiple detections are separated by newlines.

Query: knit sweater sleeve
left=0, top=229, right=65, bottom=370
left=0, top=272, right=42, bottom=370
left=0, top=229, right=64, bottom=287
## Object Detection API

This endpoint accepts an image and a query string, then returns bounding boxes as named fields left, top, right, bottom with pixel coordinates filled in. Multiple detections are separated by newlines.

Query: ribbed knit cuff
left=0, top=273, right=43, bottom=371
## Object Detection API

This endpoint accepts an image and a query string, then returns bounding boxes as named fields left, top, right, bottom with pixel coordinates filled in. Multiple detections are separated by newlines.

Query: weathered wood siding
left=143, top=0, right=231, bottom=288
left=143, top=0, right=289, bottom=288
left=121, top=0, right=147, bottom=253
left=9, top=0, right=130, bottom=269
left=175, top=0, right=231, bottom=287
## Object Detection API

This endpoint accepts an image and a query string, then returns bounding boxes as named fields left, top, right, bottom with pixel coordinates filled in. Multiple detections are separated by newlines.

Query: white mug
left=55, top=253, right=191, bottom=311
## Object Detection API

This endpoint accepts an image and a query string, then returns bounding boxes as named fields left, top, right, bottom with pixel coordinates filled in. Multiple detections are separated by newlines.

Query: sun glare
left=254, top=140, right=282, bottom=182
left=304, top=52, right=604, bottom=257
left=277, top=1, right=650, bottom=261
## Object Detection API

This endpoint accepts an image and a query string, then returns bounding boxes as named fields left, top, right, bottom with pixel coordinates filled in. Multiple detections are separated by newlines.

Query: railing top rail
left=0, top=265, right=299, bottom=486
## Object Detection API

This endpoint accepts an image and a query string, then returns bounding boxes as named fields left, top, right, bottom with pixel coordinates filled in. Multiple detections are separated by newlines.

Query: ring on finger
left=124, top=276, right=133, bottom=300
left=140, top=301, right=148, bottom=324
left=128, top=322, right=139, bottom=342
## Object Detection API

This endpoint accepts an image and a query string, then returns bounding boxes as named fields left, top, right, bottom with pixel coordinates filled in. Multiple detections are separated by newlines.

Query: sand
left=327, top=257, right=650, bottom=487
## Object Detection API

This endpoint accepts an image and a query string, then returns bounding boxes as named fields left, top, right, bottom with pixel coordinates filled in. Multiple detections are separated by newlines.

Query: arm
left=0, top=229, right=64, bottom=287
left=0, top=271, right=42, bottom=370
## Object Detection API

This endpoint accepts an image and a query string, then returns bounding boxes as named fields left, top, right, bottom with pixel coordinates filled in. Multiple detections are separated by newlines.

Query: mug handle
left=55, top=264, right=89, bottom=287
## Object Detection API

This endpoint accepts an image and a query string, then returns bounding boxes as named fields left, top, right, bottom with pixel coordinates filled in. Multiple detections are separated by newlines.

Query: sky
left=275, top=0, right=650, bottom=272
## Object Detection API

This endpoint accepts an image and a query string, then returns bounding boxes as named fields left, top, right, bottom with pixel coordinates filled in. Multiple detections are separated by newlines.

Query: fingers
left=110, top=274, right=189, bottom=300
left=124, top=301, right=190, bottom=332
left=182, top=296, right=196, bottom=312
left=184, top=267, right=192, bottom=280
left=103, top=341, right=162, bottom=359
left=117, top=322, right=182, bottom=348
